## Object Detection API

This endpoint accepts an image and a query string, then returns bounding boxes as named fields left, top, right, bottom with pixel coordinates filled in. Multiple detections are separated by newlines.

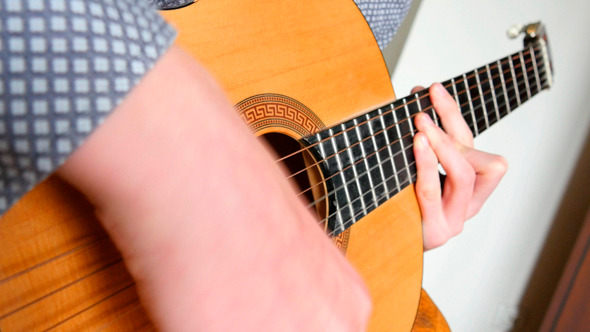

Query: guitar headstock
left=508, top=22, right=554, bottom=88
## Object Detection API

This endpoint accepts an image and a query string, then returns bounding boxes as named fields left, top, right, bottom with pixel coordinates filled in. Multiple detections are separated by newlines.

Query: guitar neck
left=417, top=44, right=553, bottom=138
left=303, top=36, right=553, bottom=235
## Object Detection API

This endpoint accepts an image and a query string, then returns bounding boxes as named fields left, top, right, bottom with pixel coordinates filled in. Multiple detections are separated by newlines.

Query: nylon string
left=0, top=44, right=547, bottom=329
left=292, top=48, right=545, bottom=206
left=322, top=78, right=545, bottom=237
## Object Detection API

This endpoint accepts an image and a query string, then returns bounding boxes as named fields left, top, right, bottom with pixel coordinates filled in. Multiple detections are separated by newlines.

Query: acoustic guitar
left=0, top=1, right=553, bottom=330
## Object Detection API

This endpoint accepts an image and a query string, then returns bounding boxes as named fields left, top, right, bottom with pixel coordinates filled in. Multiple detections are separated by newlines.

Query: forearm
left=57, top=46, right=370, bottom=331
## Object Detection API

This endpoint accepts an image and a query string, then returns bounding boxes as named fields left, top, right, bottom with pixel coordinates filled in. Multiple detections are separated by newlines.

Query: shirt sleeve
left=353, top=0, right=412, bottom=49
left=0, top=0, right=176, bottom=214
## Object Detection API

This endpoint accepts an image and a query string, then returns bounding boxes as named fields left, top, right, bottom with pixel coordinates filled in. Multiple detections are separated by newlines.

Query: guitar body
left=0, top=0, right=430, bottom=330
left=162, top=2, right=424, bottom=330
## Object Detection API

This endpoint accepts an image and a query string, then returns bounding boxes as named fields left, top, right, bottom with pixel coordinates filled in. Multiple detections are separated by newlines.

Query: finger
left=415, top=112, right=475, bottom=230
left=413, top=132, right=446, bottom=249
left=429, top=83, right=473, bottom=147
left=460, top=148, right=508, bottom=219
left=411, top=85, right=425, bottom=94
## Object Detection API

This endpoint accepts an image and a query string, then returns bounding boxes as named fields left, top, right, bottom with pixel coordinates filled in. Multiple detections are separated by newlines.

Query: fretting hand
left=413, top=83, right=508, bottom=250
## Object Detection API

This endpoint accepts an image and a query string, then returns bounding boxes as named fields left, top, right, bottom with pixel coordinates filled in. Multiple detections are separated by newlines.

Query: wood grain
left=0, top=0, right=448, bottom=330
left=162, top=1, right=424, bottom=329
left=413, top=290, right=451, bottom=332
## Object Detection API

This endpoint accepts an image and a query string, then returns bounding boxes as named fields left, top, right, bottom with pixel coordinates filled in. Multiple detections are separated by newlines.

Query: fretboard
left=302, top=42, right=553, bottom=235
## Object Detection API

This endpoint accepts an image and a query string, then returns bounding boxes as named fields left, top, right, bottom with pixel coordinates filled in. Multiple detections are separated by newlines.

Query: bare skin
left=57, top=46, right=506, bottom=330
left=412, top=84, right=507, bottom=250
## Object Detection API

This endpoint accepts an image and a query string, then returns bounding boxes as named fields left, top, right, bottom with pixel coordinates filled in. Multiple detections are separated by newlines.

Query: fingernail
left=421, top=113, right=433, bottom=125
left=420, top=134, right=429, bottom=148
left=434, top=83, right=447, bottom=96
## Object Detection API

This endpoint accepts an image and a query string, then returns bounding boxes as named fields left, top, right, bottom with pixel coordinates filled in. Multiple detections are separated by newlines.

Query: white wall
left=392, top=1, right=590, bottom=331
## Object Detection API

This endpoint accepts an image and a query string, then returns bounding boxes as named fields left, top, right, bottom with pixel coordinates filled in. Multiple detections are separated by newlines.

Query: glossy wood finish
left=0, top=1, right=432, bottom=330
left=0, top=177, right=150, bottom=331
left=413, top=290, right=451, bottom=332
left=162, top=1, right=423, bottom=330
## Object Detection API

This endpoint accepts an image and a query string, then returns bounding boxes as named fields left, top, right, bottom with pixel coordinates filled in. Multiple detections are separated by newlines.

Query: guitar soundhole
left=236, top=93, right=349, bottom=252
left=261, top=133, right=329, bottom=229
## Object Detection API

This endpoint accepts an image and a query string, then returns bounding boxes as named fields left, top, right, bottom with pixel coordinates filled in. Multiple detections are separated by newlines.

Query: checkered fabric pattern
left=0, top=0, right=410, bottom=215
left=0, top=0, right=176, bottom=213
left=150, top=0, right=413, bottom=49
left=354, top=0, right=412, bottom=49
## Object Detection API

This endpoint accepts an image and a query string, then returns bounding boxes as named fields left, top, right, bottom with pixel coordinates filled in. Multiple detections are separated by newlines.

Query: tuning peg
left=507, top=24, right=524, bottom=39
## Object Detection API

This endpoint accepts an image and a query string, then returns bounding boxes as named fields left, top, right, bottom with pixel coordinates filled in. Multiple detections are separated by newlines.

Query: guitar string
left=286, top=51, right=543, bottom=190
left=276, top=45, right=543, bottom=167
left=94, top=302, right=148, bottom=332
left=0, top=48, right=544, bottom=302
left=313, top=65, right=546, bottom=223
left=274, top=44, right=543, bottom=166
left=294, top=58, right=544, bottom=201
left=312, top=65, right=547, bottom=232
left=0, top=46, right=545, bottom=328
left=314, top=77, right=536, bottom=225
left=0, top=81, right=534, bottom=325
left=322, top=83, right=543, bottom=237
left=0, top=259, right=123, bottom=322
left=283, top=48, right=544, bottom=186
left=41, top=282, right=135, bottom=332
left=0, top=235, right=111, bottom=285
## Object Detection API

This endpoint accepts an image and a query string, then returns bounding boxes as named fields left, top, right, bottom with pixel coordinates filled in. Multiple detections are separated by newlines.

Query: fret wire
left=298, top=56, right=539, bottom=188
left=341, top=123, right=366, bottom=215
left=529, top=46, right=543, bottom=92
left=282, top=46, right=543, bottom=169
left=329, top=129, right=350, bottom=230
left=366, top=113, right=390, bottom=200
left=486, top=64, right=501, bottom=120
left=318, top=92, right=527, bottom=234
left=523, top=51, right=539, bottom=96
left=319, top=64, right=529, bottom=202
left=5, top=54, right=546, bottom=319
left=353, top=119, right=378, bottom=207
left=508, top=55, right=521, bottom=106
left=537, top=62, right=548, bottom=88
left=451, top=77, right=461, bottom=107
left=322, top=85, right=525, bottom=234
left=379, top=105, right=401, bottom=193
left=298, top=55, right=542, bottom=202
left=474, top=68, right=490, bottom=129
left=393, top=102, right=413, bottom=182
left=497, top=59, right=511, bottom=113
left=309, top=59, right=544, bottom=231
left=306, top=57, right=540, bottom=191
left=539, top=39, right=553, bottom=88
left=322, top=143, right=417, bottom=234
left=519, top=51, right=532, bottom=99
left=463, top=73, right=479, bottom=136
left=414, top=93, right=424, bottom=131
left=422, top=92, right=440, bottom=130
left=421, top=93, right=439, bottom=127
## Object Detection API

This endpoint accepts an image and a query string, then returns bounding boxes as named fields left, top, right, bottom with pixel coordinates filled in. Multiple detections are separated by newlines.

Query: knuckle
left=455, top=165, right=476, bottom=188
left=451, top=220, right=465, bottom=237
left=424, top=231, right=449, bottom=250
left=468, top=204, right=483, bottom=219
left=417, top=184, right=441, bottom=202
left=492, top=155, right=509, bottom=176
